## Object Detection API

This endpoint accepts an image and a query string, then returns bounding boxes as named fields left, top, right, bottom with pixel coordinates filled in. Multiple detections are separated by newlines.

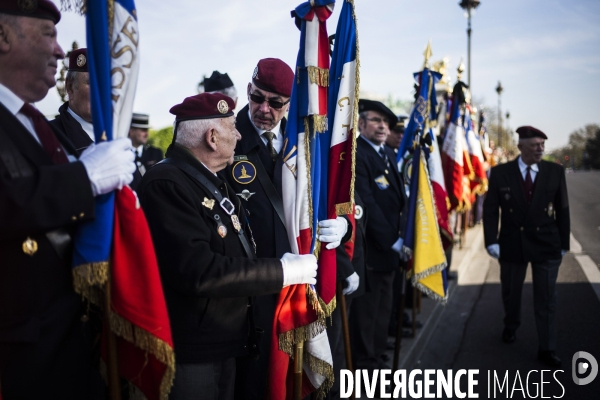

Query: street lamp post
left=496, top=81, right=503, bottom=148
left=459, top=0, right=481, bottom=92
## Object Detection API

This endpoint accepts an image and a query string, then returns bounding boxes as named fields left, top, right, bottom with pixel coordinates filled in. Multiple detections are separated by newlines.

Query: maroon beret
left=252, top=58, right=294, bottom=97
left=516, top=126, right=548, bottom=140
left=170, top=93, right=235, bottom=122
left=67, top=48, right=88, bottom=72
left=0, top=0, right=61, bottom=23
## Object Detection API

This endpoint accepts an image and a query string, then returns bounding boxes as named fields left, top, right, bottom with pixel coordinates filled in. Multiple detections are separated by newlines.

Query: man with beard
left=226, top=58, right=349, bottom=398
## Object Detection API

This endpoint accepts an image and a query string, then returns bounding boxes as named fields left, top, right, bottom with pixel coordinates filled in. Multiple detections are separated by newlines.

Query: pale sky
left=41, top=0, right=600, bottom=150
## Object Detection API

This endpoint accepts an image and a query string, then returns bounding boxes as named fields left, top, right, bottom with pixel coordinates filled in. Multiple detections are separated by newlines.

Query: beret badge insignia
left=217, top=100, right=229, bottom=114
left=76, top=54, right=87, bottom=67
left=18, top=0, right=37, bottom=13
left=22, top=237, right=38, bottom=256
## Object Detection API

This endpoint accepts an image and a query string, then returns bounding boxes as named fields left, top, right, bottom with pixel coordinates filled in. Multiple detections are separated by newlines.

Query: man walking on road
left=483, top=125, right=570, bottom=367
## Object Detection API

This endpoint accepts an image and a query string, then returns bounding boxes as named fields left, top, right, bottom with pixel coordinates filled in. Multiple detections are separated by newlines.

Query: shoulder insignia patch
left=232, top=161, right=256, bottom=184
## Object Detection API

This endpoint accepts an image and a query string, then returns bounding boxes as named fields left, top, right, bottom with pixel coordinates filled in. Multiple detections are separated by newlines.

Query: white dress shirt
left=67, top=107, right=95, bottom=142
left=517, top=156, right=539, bottom=182
left=248, top=109, right=284, bottom=154
left=0, top=83, right=39, bottom=144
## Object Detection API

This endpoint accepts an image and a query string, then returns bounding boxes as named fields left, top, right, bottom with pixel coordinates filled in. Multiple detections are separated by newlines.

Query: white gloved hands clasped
left=281, top=253, right=318, bottom=287
left=392, top=237, right=411, bottom=262
left=80, top=138, right=136, bottom=196
left=343, top=272, right=359, bottom=296
left=317, top=217, right=348, bottom=250
left=487, top=244, right=500, bottom=259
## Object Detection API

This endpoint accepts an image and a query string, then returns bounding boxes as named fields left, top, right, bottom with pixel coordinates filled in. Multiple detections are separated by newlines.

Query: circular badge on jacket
left=232, top=161, right=257, bottom=184
left=355, top=205, right=363, bottom=220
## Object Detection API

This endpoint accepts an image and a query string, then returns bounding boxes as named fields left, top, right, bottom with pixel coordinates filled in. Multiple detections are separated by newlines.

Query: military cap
left=393, top=114, right=408, bottom=132
left=0, top=0, right=61, bottom=23
left=170, top=93, right=235, bottom=122
left=203, top=71, right=234, bottom=92
left=66, top=48, right=88, bottom=72
left=358, top=99, right=398, bottom=129
left=516, top=126, right=548, bottom=140
left=252, top=58, right=294, bottom=97
left=131, top=113, right=151, bottom=129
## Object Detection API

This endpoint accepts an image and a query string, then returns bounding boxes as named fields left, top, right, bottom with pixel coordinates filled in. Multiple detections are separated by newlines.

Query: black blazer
left=140, top=145, right=164, bottom=169
left=138, top=144, right=283, bottom=363
left=49, top=102, right=94, bottom=155
left=355, top=136, right=407, bottom=272
left=483, top=158, right=570, bottom=263
left=224, top=104, right=291, bottom=259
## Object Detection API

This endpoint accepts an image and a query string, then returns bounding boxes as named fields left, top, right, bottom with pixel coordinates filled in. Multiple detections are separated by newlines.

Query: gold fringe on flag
left=72, top=262, right=109, bottom=306
left=335, top=202, right=354, bottom=216
left=306, top=349, right=335, bottom=400
left=278, top=319, right=327, bottom=357
left=307, top=66, right=330, bottom=87
left=349, top=0, right=360, bottom=210
left=303, top=115, right=329, bottom=138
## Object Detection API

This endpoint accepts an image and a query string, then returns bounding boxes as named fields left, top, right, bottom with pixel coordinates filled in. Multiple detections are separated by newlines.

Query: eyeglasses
left=249, top=92, right=290, bottom=110
left=365, top=117, right=389, bottom=125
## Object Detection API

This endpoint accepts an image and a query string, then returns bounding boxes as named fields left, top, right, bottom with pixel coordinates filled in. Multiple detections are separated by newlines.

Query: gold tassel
left=278, top=319, right=327, bottom=357
left=306, top=349, right=335, bottom=400
left=72, top=262, right=109, bottom=307
left=307, top=66, right=330, bottom=87
left=335, top=202, right=353, bottom=216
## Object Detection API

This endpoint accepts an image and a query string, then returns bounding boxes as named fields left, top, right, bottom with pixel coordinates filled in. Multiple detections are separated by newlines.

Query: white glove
left=487, top=244, right=500, bottom=259
left=391, top=237, right=404, bottom=254
left=343, top=272, right=359, bottom=295
left=317, top=217, right=348, bottom=250
left=80, top=138, right=136, bottom=196
left=281, top=253, right=318, bottom=287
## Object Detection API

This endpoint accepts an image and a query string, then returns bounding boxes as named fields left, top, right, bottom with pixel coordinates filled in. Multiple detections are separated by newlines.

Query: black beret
left=203, top=71, right=234, bottom=92
left=358, top=99, right=398, bottom=129
left=516, top=126, right=548, bottom=140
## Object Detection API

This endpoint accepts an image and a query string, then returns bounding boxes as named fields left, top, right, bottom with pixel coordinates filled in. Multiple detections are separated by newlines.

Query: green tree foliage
left=148, top=126, right=173, bottom=155
left=547, top=124, right=599, bottom=169
left=584, top=127, right=600, bottom=169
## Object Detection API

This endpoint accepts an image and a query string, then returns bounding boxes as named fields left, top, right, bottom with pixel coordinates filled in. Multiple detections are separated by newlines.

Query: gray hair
left=0, top=13, right=22, bottom=34
left=66, top=70, right=80, bottom=91
left=175, top=118, right=220, bottom=149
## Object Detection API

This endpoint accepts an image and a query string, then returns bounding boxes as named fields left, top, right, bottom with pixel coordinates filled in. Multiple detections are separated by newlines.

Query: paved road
left=566, top=171, right=600, bottom=264
left=407, top=173, right=600, bottom=400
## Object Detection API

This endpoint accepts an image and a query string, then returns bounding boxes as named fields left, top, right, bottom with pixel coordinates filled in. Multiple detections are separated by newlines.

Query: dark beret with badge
left=0, top=0, right=61, bottom=23
left=203, top=71, right=234, bottom=92
left=516, top=125, right=548, bottom=140
left=358, top=99, right=398, bottom=129
left=170, top=92, right=235, bottom=122
left=252, top=58, right=294, bottom=98
left=66, top=48, right=88, bottom=72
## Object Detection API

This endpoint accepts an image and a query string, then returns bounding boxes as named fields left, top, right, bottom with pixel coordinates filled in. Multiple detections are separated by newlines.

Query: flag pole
left=337, top=281, right=355, bottom=400
left=393, top=268, right=407, bottom=371
left=105, top=279, right=122, bottom=400
left=293, top=341, right=304, bottom=400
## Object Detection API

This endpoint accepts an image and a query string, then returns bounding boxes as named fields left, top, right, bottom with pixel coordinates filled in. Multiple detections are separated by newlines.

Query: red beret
left=516, top=126, right=548, bottom=140
left=0, top=0, right=61, bottom=23
left=67, top=48, right=88, bottom=72
left=170, top=93, right=235, bottom=122
left=252, top=58, right=294, bottom=97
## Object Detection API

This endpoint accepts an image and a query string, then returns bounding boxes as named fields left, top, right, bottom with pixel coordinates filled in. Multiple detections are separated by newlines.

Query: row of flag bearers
left=0, top=0, right=510, bottom=399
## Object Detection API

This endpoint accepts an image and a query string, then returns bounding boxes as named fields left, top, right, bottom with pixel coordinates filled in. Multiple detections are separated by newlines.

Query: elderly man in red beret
left=50, top=48, right=94, bottom=153
left=0, top=1, right=135, bottom=398
left=484, top=126, right=570, bottom=368
left=137, top=93, right=318, bottom=399
left=225, top=58, right=350, bottom=399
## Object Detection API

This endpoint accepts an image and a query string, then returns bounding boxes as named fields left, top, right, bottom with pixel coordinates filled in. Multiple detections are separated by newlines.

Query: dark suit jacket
left=355, top=136, right=407, bottom=272
left=49, top=102, right=94, bottom=155
left=0, top=101, right=99, bottom=397
left=483, top=158, right=570, bottom=263
left=138, top=144, right=283, bottom=363
left=140, top=145, right=164, bottom=170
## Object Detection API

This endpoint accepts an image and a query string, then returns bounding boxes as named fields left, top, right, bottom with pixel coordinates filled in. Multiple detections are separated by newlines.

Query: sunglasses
left=249, top=92, right=290, bottom=110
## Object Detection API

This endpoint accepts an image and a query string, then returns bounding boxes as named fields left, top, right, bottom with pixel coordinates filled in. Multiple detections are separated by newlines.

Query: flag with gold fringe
left=270, top=1, right=335, bottom=399
left=65, top=0, right=175, bottom=398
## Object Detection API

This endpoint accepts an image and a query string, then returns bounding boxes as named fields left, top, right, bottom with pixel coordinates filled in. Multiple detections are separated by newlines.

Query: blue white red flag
left=69, top=1, right=174, bottom=398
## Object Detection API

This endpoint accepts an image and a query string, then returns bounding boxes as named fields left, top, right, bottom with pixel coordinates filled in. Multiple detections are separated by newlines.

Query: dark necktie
left=263, top=131, right=278, bottom=160
left=379, top=147, right=389, bottom=166
left=135, top=149, right=142, bottom=163
left=523, top=166, right=533, bottom=204
left=20, top=103, right=69, bottom=164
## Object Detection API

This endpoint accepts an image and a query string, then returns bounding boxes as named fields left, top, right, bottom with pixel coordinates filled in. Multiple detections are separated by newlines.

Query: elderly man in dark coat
left=137, top=93, right=318, bottom=399
left=0, top=2, right=135, bottom=398
left=484, top=125, right=570, bottom=367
